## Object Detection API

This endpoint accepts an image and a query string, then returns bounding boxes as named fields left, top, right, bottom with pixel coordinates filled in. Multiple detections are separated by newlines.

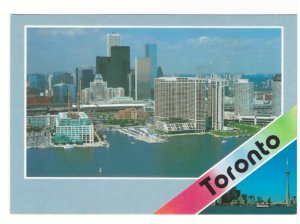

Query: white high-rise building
left=81, top=88, right=91, bottom=104
left=90, top=74, right=107, bottom=101
left=107, top=33, right=120, bottom=56
left=234, top=79, right=254, bottom=116
left=135, top=57, right=151, bottom=100
left=272, top=74, right=282, bottom=116
left=208, top=78, right=224, bottom=130
left=155, top=77, right=206, bottom=132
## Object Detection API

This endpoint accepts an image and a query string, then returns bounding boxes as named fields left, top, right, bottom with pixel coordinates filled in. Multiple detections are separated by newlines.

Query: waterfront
left=201, top=205, right=297, bottom=215
left=27, top=132, right=248, bottom=177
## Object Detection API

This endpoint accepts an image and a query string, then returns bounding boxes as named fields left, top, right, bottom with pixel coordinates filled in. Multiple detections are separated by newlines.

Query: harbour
left=26, top=132, right=248, bottom=177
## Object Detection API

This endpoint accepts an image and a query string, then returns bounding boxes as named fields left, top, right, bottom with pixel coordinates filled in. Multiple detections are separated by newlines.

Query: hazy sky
left=27, top=27, right=281, bottom=75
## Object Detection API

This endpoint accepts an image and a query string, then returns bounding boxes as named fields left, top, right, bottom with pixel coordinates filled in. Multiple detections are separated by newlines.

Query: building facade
left=107, top=33, right=120, bottom=56
left=135, top=57, right=151, bottom=100
left=27, top=114, right=56, bottom=128
left=272, top=73, right=282, bottom=116
left=208, top=78, right=224, bottom=130
left=90, top=74, right=107, bottom=101
left=115, top=108, right=148, bottom=120
left=53, top=83, right=76, bottom=104
left=55, top=112, right=94, bottom=144
left=96, top=46, right=130, bottom=95
left=81, top=88, right=91, bottom=104
left=145, top=43, right=157, bottom=90
left=128, top=70, right=135, bottom=99
left=234, top=79, right=254, bottom=116
left=154, top=77, right=206, bottom=132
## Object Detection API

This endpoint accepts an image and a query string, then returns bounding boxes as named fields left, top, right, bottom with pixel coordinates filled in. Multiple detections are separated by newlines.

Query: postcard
left=10, top=14, right=297, bottom=216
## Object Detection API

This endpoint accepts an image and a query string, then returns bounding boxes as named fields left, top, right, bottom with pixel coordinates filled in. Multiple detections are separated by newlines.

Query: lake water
left=27, top=132, right=249, bottom=177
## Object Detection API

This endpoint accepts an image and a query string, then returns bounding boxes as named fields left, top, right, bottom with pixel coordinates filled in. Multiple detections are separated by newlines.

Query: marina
left=116, top=127, right=167, bottom=143
left=27, top=132, right=249, bottom=177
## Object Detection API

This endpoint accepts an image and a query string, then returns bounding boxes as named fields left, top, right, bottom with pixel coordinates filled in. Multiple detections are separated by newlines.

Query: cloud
left=188, top=36, right=224, bottom=45
left=35, top=28, right=101, bottom=37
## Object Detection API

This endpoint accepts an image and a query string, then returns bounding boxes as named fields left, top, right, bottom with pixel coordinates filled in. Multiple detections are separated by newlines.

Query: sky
left=27, top=27, right=281, bottom=75
left=237, top=140, right=297, bottom=202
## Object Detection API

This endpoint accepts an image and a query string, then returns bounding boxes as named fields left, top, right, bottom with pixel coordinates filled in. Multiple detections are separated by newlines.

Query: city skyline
left=237, top=141, right=296, bottom=202
left=27, top=27, right=281, bottom=75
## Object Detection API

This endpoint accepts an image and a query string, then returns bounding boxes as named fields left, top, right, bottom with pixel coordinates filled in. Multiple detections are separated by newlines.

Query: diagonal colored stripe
left=155, top=106, right=297, bottom=214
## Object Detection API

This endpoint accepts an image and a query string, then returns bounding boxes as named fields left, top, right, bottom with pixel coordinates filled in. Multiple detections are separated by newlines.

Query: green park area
left=213, top=122, right=262, bottom=137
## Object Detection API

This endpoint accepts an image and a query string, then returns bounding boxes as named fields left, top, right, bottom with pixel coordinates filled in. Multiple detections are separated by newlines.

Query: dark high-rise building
left=157, top=66, right=164, bottom=78
left=145, top=43, right=157, bottom=90
left=81, top=69, right=94, bottom=89
left=75, top=67, right=95, bottom=102
left=96, top=46, right=130, bottom=95
left=61, top=73, right=73, bottom=84
left=27, top=74, right=47, bottom=91
left=53, top=83, right=75, bottom=104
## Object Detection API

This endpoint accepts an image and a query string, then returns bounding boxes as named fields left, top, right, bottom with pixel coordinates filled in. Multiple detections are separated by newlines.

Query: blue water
left=27, top=132, right=249, bottom=177
left=201, top=205, right=297, bottom=215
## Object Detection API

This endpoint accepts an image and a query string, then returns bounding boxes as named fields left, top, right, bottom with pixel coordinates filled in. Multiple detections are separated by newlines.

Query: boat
left=63, top=144, right=74, bottom=150
left=130, top=141, right=135, bottom=144
left=99, top=167, right=102, bottom=173
left=256, top=202, right=271, bottom=208
left=221, top=140, right=227, bottom=144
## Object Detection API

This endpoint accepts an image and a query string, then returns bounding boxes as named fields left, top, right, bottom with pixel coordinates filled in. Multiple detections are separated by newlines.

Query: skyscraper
left=286, top=157, right=290, bottom=205
left=145, top=43, right=157, bottom=90
left=234, top=79, right=254, bottom=116
left=208, top=78, right=224, bottom=130
left=128, top=70, right=135, bottom=99
left=53, top=83, right=75, bottom=104
left=135, top=57, right=151, bottom=100
left=90, top=74, right=108, bottom=101
left=107, top=33, right=120, bottom=56
left=157, top=66, right=164, bottom=78
left=155, top=77, right=206, bottom=132
left=272, top=73, right=282, bottom=116
left=96, top=46, right=130, bottom=95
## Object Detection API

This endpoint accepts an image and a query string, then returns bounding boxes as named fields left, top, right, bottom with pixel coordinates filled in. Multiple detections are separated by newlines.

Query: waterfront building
left=107, top=33, right=120, bottom=56
left=115, top=108, right=148, bottom=120
left=135, top=57, right=151, bottom=100
left=145, top=43, right=157, bottom=90
left=154, top=77, right=206, bottom=132
left=90, top=74, right=107, bottom=101
left=96, top=46, right=130, bottom=95
left=272, top=73, right=282, bottom=116
left=208, top=78, right=224, bottom=130
left=53, top=83, right=75, bottom=104
left=247, top=196, right=256, bottom=206
left=55, top=112, right=94, bottom=144
left=236, top=115, right=275, bottom=126
left=234, top=79, right=254, bottom=116
left=27, top=114, right=57, bottom=128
